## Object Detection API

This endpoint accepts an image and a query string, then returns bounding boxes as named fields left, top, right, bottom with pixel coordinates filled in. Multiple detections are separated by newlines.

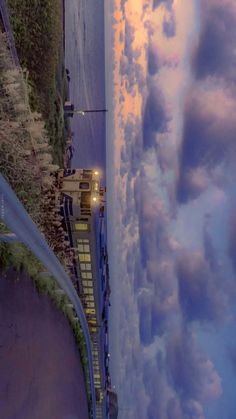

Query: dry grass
left=7, top=0, right=66, bottom=166
left=0, top=32, right=72, bottom=267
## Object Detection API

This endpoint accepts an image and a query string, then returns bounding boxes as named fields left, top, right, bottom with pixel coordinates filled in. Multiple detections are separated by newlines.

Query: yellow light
left=94, top=171, right=99, bottom=176
left=92, top=196, right=97, bottom=202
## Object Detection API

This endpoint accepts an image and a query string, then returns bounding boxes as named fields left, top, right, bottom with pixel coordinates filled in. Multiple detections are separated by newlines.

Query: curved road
left=0, top=0, right=20, bottom=66
left=0, top=175, right=96, bottom=418
left=0, top=270, right=89, bottom=419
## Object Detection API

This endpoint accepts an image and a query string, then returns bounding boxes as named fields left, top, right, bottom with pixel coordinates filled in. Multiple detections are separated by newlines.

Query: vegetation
left=7, top=0, right=68, bottom=166
left=0, top=33, right=74, bottom=269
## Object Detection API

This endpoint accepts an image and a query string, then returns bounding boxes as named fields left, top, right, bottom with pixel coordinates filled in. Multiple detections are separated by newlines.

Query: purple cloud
left=181, top=400, right=205, bottom=419
left=134, top=172, right=169, bottom=266
left=141, top=327, right=221, bottom=419
left=193, top=1, right=236, bottom=83
left=124, top=21, right=135, bottom=61
left=119, top=21, right=146, bottom=95
left=177, top=82, right=236, bottom=203
left=228, top=204, right=236, bottom=273
left=142, top=86, right=171, bottom=150
left=166, top=398, right=184, bottom=419
left=147, top=43, right=179, bottom=77
left=229, top=346, right=236, bottom=375
left=120, top=118, right=143, bottom=177
left=120, top=0, right=127, bottom=15
left=167, top=398, right=205, bottom=419
left=151, top=296, right=176, bottom=338
left=166, top=326, right=222, bottom=402
left=163, top=12, right=176, bottom=38
left=153, top=0, right=174, bottom=11
left=111, top=1, right=236, bottom=417
left=138, top=272, right=177, bottom=343
left=143, top=356, right=170, bottom=419
left=176, top=0, right=236, bottom=205
left=203, top=218, right=219, bottom=271
left=147, top=46, right=159, bottom=75
left=138, top=292, right=153, bottom=346
left=176, top=250, right=230, bottom=324
left=133, top=257, right=145, bottom=291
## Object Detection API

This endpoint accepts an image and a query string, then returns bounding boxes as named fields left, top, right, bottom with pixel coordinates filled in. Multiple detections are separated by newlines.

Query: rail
left=0, top=174, right=96, bottom=419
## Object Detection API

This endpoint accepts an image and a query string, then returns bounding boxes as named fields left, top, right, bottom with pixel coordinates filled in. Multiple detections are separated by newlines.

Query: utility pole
left=64, top=102, right=108, bottom=117
left=67, top=109, right=108, bottom=115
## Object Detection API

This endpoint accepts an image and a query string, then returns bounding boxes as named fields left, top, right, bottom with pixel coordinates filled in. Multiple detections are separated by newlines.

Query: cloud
left=163, top=11, right=176, bottom=38
left=138, top=291, right=153, bottom=346
left=203, top=219, right=219, bottom=270
left=119, top=116, right=143, bottom=180
left=119, top=21, right=146, bottom=95
left=142, top=86, right=171, bottom=150
left=120, top=0, right=127, bottom=15
left=229, top=346, right=236, bottom=376
left=176, top=167, right=211, bottom=203
left=153, top=0, right=174, bottom=11
left=143, top=355, right=172, bottom=419
left=176, top=250, right=231, bottom=324
left=177, top=80, right=236, bottom=203
left=142, top=327, right=222, bottom=419
left=166, top=398, right=184, bottom=419
left=193, top=0, right=236, bottom=83
left=176, top=0, right=236, bottom=204
left=228, top=203, right=236, bottom=273
left=151, top=293, right=177, bottom=338
left=181, top=400, right=205, bottom=419
left=147, top=44, right=179, bottom=76
left=134, top=171, right=169, bottom=266
left=138, top=270, right=177, bottom=344
left=167, top=398, right=205, bottom=419
left=124, top=21, right=135, bottom=60
left=166, top=326, right=222, bottom=402
left=110, top=1, right=236, bottom=418
left=133, top=256, right=146, bottom=291
left=183, top=81, right=236, bottom=167
left=147, top=46, right=159, bottom=75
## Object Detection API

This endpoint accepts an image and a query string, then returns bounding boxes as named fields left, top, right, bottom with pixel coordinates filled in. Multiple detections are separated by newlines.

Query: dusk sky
left=105, top=1, right=236, bottom=418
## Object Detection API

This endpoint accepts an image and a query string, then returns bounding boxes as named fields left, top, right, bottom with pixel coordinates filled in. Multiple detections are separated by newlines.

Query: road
left=0, top=174, right=96, bottom=418
left=0, top=0, right=20, bottom=66
left=0, top=270, right=89, bottom=419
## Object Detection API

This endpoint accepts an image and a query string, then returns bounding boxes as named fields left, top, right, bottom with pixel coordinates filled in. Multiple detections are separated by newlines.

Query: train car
left=57, top=168, right=110, bottom=418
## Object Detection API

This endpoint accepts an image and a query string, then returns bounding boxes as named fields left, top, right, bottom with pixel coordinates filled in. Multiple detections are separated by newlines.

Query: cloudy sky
left=105, top=1, right=236, bottom=418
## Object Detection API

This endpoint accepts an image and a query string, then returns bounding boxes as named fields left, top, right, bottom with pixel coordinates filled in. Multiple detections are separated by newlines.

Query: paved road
left=0, top=0, right=20, bottom=66
left=0, top=173, right=96, bottom=417
left=0, top=269, right=89, bottom=419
